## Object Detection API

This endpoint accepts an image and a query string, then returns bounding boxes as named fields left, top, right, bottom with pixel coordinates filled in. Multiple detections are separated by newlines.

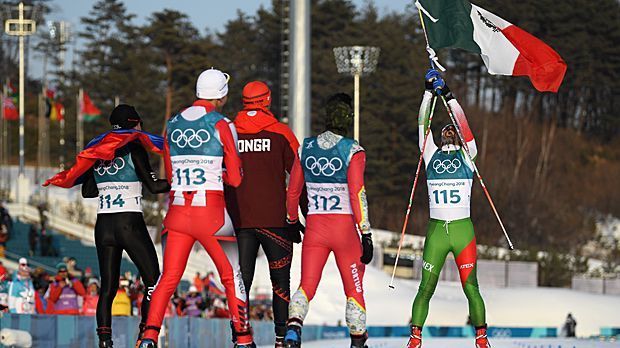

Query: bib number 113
left=175, top=168, right=206, bottom=186
left=432, top=189, right=461, bottom=204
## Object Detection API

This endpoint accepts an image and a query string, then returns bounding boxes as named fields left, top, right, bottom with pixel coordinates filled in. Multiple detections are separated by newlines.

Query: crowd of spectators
left=0, top=258, right=274, bottom=321
left=0, top=205, right=274, bottom=321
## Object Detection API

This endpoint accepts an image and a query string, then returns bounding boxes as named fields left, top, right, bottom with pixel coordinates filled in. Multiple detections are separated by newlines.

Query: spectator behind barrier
left=48, top=262, right=85, bottom=315
left=82, top=278, right=100, bottom=316
left=111, top=277, right=132, bottom=316
left=8, top=258, right=35, bottom=314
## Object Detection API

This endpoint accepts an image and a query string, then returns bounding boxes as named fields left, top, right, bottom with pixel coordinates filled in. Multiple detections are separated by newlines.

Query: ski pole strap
left=426, top=46, right=446, bottom=72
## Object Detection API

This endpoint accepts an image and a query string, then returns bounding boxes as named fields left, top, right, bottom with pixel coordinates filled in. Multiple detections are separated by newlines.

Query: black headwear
left=109, top=104, right=142, bottom=130
left=323, top=93, right=353, bottom=135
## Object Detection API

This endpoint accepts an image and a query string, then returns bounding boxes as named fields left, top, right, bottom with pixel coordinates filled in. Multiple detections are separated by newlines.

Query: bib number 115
left=432, top=189, right=461, bottom=204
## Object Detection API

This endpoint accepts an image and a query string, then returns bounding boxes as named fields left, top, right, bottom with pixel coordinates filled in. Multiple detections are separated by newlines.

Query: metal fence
left=572, top=276, right=620, bottom=296
left=0, top=313, right=558, bottom=348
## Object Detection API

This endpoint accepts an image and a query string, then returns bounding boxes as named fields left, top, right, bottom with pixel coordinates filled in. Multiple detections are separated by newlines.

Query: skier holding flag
left=407, top=70, right=490, bottom=348
left=284, top=93, right=373, bottom=348
left=44, top=104, right=170, bottom=348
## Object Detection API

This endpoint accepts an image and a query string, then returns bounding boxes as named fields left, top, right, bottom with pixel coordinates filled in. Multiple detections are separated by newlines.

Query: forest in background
left=1, top=0, right=619, bottom=283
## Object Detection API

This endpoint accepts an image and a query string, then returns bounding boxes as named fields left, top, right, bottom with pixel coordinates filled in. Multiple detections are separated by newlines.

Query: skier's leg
left=237, top=229, right=260, bottom=297
left=332, top=225, right=368, bottom=347
left=411, top=219, right=451, bottom=327
left=450, top=218, right=486, bottom=327
left=200, top=210, right=253, bottom=345
left=94, top=216, right=122, bottom=344
left=119, top=214, right=161, bottom=331
left=142, top=229, right=195, bottom=342
left=288, top=235, right=330, bottom=324
left=256, top=228, right=293, bottom=339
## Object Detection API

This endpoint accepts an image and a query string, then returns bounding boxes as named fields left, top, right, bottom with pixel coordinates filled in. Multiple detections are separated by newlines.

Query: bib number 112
left=311, top=195, right=342, bottom=211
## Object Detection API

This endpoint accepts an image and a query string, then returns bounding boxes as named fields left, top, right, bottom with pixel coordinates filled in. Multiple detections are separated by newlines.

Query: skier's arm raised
left=419, top=87, right=438, bottom=164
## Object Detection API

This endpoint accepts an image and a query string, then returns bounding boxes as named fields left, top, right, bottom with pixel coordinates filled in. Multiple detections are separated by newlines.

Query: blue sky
left=31, top=0, right=413, bottom=78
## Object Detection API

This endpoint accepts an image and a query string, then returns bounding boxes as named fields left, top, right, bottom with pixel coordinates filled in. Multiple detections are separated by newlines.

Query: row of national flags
left=2, top=80, right=102, bottom=122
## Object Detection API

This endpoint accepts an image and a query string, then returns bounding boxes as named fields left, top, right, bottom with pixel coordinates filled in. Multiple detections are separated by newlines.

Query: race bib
left=170, top=155, right=223, bottom=191
left=96, top=181, right=143, bottom=213
left=427, top=179, right=472, bottom=210
left=306, top=183, right=352, bottom=215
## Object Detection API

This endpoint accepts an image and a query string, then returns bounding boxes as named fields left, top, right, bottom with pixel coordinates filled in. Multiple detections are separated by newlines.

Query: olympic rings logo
left=305, top=156, right=343, bottom=177
left=170, top=129, right=211, bottom=148
left=432, top=158, right=462, bottom=174
left=95, top=157, right=125, bottom=176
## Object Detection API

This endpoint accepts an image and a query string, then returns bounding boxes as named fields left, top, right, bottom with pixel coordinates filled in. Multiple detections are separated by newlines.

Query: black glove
left=360, top=233, right=373, bottom=264
left=286, top=218, right=305, bottom=244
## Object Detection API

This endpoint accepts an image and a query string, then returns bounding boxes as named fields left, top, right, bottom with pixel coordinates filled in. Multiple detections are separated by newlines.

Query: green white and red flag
left=417, top=0, right=567, bottom=92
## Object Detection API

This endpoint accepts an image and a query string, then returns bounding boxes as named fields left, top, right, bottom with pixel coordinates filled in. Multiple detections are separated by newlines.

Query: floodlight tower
left=333, top=46, right=380, bottom=141
left=5, top=2, right=37, bottom=202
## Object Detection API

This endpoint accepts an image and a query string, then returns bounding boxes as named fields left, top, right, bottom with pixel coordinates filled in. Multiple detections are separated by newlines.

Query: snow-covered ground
left=260, top=337, right=620, bottom=348
left=242, top=239, right=620, bottom=337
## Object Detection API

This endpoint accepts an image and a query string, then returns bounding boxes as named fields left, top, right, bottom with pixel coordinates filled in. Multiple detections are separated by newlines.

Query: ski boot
left=275, top=335, right=286, bottom=348
left=134, top=322, right=146, bottom=348
left=406, top=326, right=422, bottom=348
left=97, top=327, right=113, bottom=348
left=99, top=339, right=113, bottom=348
left=284, top=324, right=302, bottom=348
left=138, top=339, right=157, bottom=348
left=234, top=343, right=256, bottom=348
left=350, top=331, right=368, bottom=348
left=475, top=325, right=491, bottom=348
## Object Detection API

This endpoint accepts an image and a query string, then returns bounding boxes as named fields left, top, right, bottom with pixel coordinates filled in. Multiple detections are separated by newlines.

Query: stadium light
left=5, top=2, right=37, bottom=203
left=333, top=46, right=380, bottom=141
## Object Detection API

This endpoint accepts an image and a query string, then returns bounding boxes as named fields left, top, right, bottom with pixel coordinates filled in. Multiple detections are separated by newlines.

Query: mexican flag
left=81, top=91, right=101, bottom=122
left=417, top=0, right=567, bottom=92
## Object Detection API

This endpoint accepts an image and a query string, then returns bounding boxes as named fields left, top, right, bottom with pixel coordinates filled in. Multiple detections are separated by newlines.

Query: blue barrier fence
left=0, top=313, right=558, bottom=347
left=600, top=327, right=620, bottom=337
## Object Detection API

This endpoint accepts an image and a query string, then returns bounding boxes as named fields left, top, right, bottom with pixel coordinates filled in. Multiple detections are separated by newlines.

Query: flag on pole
left=8, top=80, right=18, bottom=103
left=81, top=91, right=101, bottom=122
left=45, top=89, right=65, bottom=122
left=2, top=96, right=18, bottom=120
left=417, top=0, right=567, bottom=92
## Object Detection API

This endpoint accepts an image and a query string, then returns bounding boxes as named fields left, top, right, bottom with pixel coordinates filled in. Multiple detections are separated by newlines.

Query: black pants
left=237, top=228, right=292, bottom=337
left=95, top=212, right=160, bottom=332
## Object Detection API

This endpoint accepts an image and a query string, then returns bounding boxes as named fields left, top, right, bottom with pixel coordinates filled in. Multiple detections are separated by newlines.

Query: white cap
left=18, top=258, right=28, bottom=265
left=188, top=285, right=198, bottom=293
left=196, top=68, right=230, bottom=100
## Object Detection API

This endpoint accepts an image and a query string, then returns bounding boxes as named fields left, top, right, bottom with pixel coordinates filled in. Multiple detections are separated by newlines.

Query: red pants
left=300, top=215, right=366, bottom=308
left=143, top=193, right=252, bottom=344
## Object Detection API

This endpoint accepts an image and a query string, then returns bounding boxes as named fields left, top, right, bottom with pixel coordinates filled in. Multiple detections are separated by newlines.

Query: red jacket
left=225, top=108, right=306, bottom=228
left=48, top=276, right=86, bottom=315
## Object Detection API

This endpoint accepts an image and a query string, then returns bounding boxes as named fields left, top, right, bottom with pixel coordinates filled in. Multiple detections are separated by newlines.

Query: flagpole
left=0, top=82, right=5, bottom=195
left=77, top=88, right=83, bottom=154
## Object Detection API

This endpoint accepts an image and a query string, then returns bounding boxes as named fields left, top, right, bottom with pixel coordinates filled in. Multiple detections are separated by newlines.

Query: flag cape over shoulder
left=43, top=130, right=164, bottom=188
left=418, top=0, right=567, bottom=92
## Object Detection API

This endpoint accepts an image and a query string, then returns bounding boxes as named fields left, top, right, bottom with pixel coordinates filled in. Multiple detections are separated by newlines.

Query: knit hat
left=196, top=68, right=230, bottom=100
left=109, top=104, right=141, bottom=130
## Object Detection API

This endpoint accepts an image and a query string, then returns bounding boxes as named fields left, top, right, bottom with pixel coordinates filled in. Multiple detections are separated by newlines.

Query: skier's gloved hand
left=425, top=69, right=441, bottom=90
left=360, top=233, right=373, bottom=264
left=286, top=218, right=305, bottom=244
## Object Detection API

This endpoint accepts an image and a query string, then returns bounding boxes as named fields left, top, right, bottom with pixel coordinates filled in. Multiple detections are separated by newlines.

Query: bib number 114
left=99, top=194, right=126, bottom=209
left=432, top=189, right=461, bottom=204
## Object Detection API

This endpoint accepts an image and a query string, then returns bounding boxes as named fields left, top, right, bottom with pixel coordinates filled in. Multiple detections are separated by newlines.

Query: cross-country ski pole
left=389, top=96, right=437, bottom=289
left=439, top=95, right=514, bottom=250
